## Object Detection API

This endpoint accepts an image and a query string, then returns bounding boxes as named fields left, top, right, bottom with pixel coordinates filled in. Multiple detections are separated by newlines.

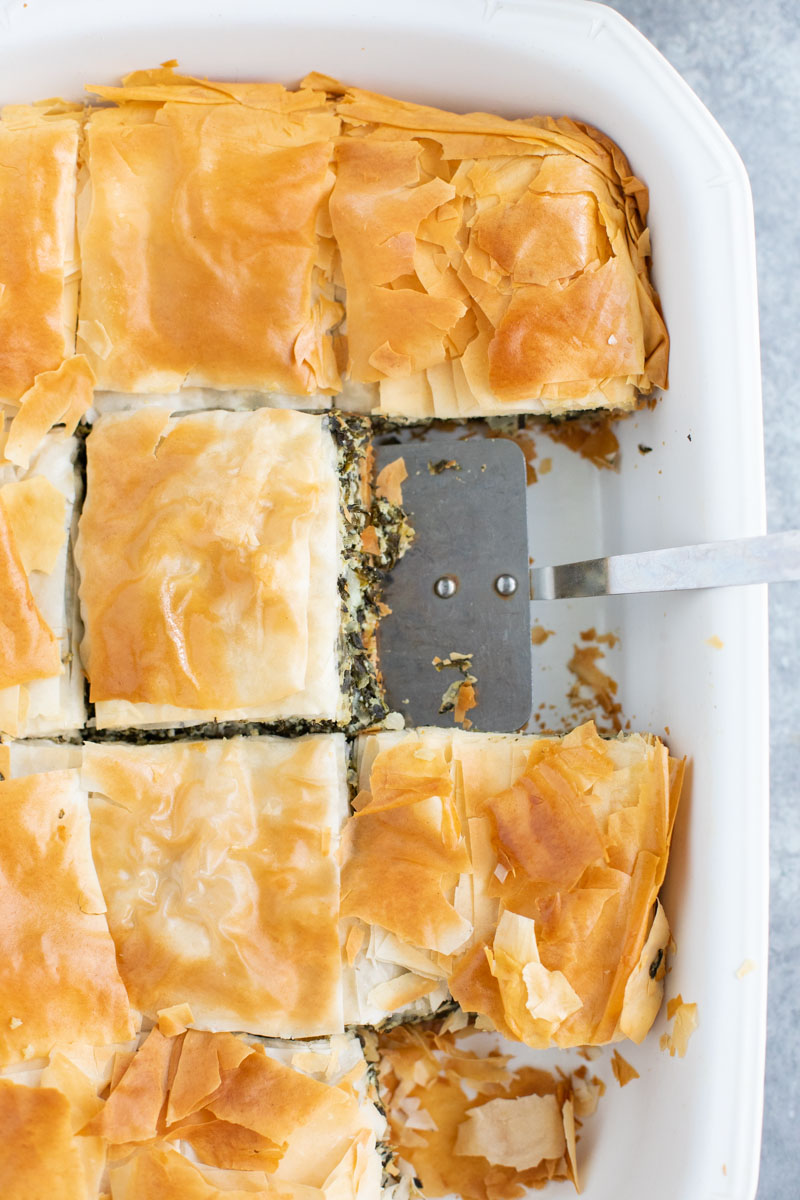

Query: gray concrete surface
left=604, top=3, right=800, bottom=1196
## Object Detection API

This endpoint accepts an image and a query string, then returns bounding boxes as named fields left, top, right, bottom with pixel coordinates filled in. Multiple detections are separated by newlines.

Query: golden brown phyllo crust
left=0, top=1027, right=383, bottom=1200
left=377, top=1021, right=597, bottom=1198
left=342, top=723, right=683, bottom=1045
left=312, top=72, right=668, bottom=418
left=78, top=68, right=343, bottom=397
left=0, top=769, right=134, bottom=1067
left=83, top=736, right=346, bottom=1039
left=0, top=67, right=668, bottom=468
left=75, top=407, right=343, bottom=728
left=0, top=103, right=81, bottom=409
left=0, top=499, right=61, bottom=692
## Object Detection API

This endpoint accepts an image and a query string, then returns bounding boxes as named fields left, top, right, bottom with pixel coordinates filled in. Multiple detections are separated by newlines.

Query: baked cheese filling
left=82, top=735, right=348, bottom=1039
left=341, top=723, right=683, bottom=1044
left=0, top=430, right=84, bottom=738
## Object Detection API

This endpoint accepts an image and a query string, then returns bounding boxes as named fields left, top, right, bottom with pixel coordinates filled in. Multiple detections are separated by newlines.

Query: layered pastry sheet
left=2, top=66, right=667, bottom=448
left=0, top=430, right=84, bottom=737
left=0, top=65, right=680, bottom=1200
left=78, top=67, right=342, bottom=406
left=0, top=767, right=134, bottom=1067
left=0, top=1028, right=385, bottom=1200
left=375, top=1019, right=602, bottom=1198
left=0, top=726, right=680, bottom=1193
left=318, top=75, right=668, bottom=419
left=75, top=406, right=395, bottom=731
left=0, top=103, right=81, bottom=411
left=83, top=735, right=348, bottom=1039
left=0, top=725, right=682, bottom=1049
left=1, top=735, right=349, bottom=1041
left=342, top=723, right=683, bottom=1043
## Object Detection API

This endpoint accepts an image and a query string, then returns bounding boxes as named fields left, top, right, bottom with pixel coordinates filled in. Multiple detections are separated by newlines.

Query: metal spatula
left=375, top=438, right=793, bottom=731
left=531, top=530, right=800, bottom=599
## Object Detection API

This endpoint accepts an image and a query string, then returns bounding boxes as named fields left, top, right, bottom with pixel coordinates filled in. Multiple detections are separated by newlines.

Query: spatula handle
left=530, top=530, right=800, bottom=600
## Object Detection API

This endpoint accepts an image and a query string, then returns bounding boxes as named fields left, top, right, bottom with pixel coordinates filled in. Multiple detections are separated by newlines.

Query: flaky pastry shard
left=76, top=407, right=341, bottom=728
left=83, top=735, right=347, bottom=1038
left=311, top=74, right=668, bottom=419
left=78, top=65, right=342, bottom=398
left=0, top=103, right=81, bottom=411
left=343, top=723, right=683, bottom=1045
left=0, top=1030, right=384, bottom=1200
left=4, top=355, right=94, bottom=469
left=95, top=1028, right=383, bottom=1200
left=377, top=1023, right=586, bottom=1199
left=0, top=1076, right=95, bottom=1200
left=0, top=769, right=134, bottom=1066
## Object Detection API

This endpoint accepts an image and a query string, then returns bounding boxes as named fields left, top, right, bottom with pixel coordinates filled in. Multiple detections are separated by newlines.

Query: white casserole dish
left=0, top=1, right=768, bottom=1197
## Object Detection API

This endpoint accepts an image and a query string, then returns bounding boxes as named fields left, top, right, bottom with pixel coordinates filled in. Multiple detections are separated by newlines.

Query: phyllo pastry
left=82, top=735, right=348, bottom=1038
left=0, top=1030, right=384, bottom=1200
left=76, top=406, right=397, bottom=731
left=376, top=1019, right=601, bottom=1198
left=0, top=1050, right=109, bottom=1200
left=341, top=723, right=683, bottom=1045
left=95, top=1027, right=383, bottom=1200
left=0, top=430, right=84, bottom=738
left=78, top=66, right=342, bottom=410
left=0, top=768, right=135, bottom=1067
left=312, top=75, right=667, bottom=420
left=0, top=103, right=82, bottom=412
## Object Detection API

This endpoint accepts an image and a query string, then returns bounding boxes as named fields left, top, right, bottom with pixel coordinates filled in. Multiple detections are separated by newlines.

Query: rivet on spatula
left=434, top=575, right=458, bottom=599
left=495, top=574, right=518, bottom=596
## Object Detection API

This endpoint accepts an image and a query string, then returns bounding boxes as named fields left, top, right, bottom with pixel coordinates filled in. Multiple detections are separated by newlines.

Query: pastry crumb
left=427, top=458, right=461, bottom=474
left=567, top=643, right=622, bottom=732
left=610, top=1049, right=639, bottom=1087
left=453, top=680, right=478, bottom=727
left=661, top=994, right=698, bottom=1057
left=360, top=524, right=381, bottom=556
left=376, top=456, right=408, bottom=506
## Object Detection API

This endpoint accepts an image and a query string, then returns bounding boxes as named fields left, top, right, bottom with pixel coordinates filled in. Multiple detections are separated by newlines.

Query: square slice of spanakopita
left=0, top=429, right=84, bottom=738
left=76, top=405, right=397, bottom=732
left=0, top=1029, right=386, bottom=1200
left=93, top=1027, right=385, bottom=1200
left=0, top=767, right=135, bottom=1068
left=341, top=723, right=683, bottom=1046
left=312, top=75, right=668, bottom=421
left=78, top=65, right=344, bottom=416
left=82, top=734, right=348, bottom=1039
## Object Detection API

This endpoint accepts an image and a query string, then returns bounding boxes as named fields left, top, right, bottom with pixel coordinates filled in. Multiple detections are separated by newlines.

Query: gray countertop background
left=604, top=3, right=799, bottom=1196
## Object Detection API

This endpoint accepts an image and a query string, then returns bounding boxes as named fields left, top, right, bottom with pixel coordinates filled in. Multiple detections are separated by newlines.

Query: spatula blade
left=375, top=438, right=531, bottom=731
